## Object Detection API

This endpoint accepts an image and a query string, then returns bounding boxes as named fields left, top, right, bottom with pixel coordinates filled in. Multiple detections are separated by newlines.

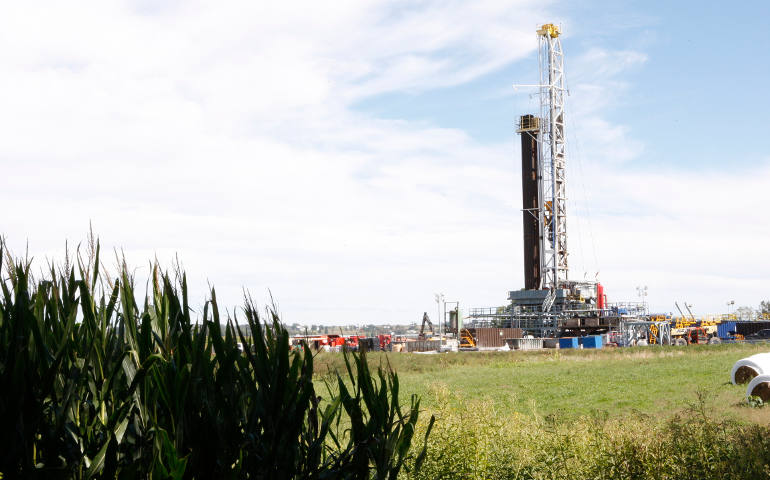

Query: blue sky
left=1, top=1, right=769, bottom=323
left=356, top=1, right=770, bottom=168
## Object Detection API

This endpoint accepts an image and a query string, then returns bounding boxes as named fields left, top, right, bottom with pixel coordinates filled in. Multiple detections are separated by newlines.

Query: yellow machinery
left=701, top=313, right=736, bottom=323
left=672, top=302, right=696, bottom=334
left=537, top=23, right=561, bottom=38
left=647, top=315, right=669, bottom=344
left=670, top=302, right=722, bottom=344
left=459, top=328, right=476, bottom=348
left=671, top=317, right=695, bottom=337
left=698, top=317, right=719, bottom=338
left=649, top=324, right=659, bottom=344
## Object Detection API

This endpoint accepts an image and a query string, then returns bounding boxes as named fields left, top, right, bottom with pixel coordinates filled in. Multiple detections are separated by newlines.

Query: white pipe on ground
left=730, top=353, right=770, bottom=385
left=746, top=374, right=770, bottom=402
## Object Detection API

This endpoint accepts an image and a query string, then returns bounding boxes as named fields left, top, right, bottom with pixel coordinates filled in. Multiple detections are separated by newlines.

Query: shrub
left=404, top=392, right=770, bottom=479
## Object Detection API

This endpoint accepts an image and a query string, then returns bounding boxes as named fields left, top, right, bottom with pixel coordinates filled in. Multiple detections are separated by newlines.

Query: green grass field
left=316, top=343, right=770, bottom=478
left=316, top=342, right=770, bottom=421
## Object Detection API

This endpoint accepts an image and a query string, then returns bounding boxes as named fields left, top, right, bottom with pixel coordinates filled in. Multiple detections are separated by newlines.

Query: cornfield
left=0, top=238, right=432, bottom=479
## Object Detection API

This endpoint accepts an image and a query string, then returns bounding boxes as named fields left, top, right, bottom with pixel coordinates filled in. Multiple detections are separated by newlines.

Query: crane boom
left=418, top=312, right=434, bottom=340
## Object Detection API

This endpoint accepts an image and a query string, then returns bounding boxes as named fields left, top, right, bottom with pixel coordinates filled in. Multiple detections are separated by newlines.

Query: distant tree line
left=734, top=300, right=770, bottom=320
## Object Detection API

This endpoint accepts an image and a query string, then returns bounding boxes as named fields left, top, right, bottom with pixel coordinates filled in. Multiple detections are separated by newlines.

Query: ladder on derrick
left=542, top=289, right=556, bottom=313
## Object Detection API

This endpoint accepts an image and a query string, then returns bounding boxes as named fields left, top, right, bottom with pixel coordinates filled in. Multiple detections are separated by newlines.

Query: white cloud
left=1, top=1, right=767, bottom=325
left=562, top=45, right=770, bottom=315
left=565, top=162, right=770, bottom=314
left=0, top=0, right=546, bottom=324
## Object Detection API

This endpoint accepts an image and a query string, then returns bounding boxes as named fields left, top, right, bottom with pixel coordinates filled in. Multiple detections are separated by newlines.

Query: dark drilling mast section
left=517, top=114, right=541, bottom=290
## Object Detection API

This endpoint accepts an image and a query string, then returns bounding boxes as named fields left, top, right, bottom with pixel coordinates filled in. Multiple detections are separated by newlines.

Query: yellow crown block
left=537, top=23, right=560, bottom=38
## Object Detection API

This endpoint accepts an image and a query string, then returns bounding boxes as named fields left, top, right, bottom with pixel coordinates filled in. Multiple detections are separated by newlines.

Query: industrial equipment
left=514, top=23, right=569, bottom=295
left=418, top=312, right=434, bottom=340
left=535, top=23, right=568, bottom=293
left=669, top=302, right=720, bottom=344
left=467, top=23, right=655, bottom=339
left=619, top=321, right=671, bottom=346
left=377, top=334, right=393, bottom=350
left=459, top=328, right=476, bottom=349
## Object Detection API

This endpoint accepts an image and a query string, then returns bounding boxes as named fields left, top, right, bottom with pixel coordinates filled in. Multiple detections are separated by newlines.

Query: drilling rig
left=468, top=24, right=645, bottom=337
left=512, top=24, right=598, bottom=313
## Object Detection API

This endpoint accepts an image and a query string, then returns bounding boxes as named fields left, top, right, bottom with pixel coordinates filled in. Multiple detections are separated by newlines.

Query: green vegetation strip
left=0, top=240, right=429, bottom=478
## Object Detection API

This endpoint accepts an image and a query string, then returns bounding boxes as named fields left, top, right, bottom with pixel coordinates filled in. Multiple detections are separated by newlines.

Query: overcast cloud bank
left=2, top=1, right=768, bottom=323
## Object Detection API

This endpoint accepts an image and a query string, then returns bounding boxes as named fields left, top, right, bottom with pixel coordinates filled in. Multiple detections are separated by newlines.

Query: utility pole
left=442, top=299, right=447, bottom=346
left=636, top=285, right=648, bottom=313
left=435, top=293, right=444, bottom=348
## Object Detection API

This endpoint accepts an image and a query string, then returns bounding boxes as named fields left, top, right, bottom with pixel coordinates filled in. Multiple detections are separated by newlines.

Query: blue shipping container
left=582, top=335, right=603, bottom=349
left=559, top=337, right=579, bottom=349
left=718, top=321, right=737, bottom=339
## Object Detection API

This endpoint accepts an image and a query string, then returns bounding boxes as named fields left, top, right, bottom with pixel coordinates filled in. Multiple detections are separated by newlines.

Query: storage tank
left=597, top=283, right=605, bottom=309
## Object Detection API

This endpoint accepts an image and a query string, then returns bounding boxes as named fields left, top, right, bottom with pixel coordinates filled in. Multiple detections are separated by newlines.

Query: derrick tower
left=517, top=23, right=569, bottom=293
left=537, top=23, right=568, bottom=291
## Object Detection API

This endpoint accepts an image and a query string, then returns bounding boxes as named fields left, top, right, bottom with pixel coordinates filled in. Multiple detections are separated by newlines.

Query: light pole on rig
left=434, top=293, right=445, bottom=346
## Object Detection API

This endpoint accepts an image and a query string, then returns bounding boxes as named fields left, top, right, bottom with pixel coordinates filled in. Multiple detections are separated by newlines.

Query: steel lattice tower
left=536, top=24, right=568, bottom=291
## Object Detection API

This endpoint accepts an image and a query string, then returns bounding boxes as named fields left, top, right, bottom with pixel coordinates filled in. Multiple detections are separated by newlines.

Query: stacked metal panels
left=506, top=338, right=544, bottom=350
left=404, top=340, right=442, bottom=352
left=470, top=327, right=523, bottom=348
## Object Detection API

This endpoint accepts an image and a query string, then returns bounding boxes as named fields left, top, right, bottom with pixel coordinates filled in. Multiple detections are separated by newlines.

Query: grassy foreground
left=317, top=343, right=770, bottom=420
left=315, top=344, right=770, bottom=479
